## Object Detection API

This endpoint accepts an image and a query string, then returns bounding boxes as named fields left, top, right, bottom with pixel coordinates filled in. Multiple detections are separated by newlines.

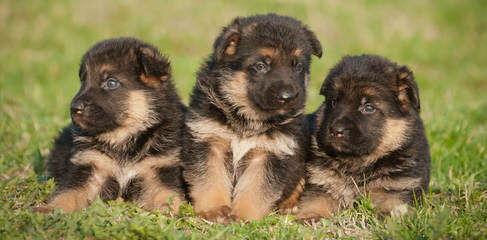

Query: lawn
left=1, top=0, right=486, bottom=239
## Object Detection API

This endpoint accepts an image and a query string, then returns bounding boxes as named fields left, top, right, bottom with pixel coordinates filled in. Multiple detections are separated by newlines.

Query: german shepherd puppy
left=183, top=13, right=322, bottom=222
left=35, top=38, right=185, bottom=214
left=296, top=55, right=430, bottom=221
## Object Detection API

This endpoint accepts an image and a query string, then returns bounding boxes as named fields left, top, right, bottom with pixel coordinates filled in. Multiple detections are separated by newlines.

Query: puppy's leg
left=36, top=150, right=116, bottom=213
left=187, top=138, right=233, bottom=222
left=136, top=178, right=183, bottom=215
left=367, top=177, right=423, bottom=216
left=39, top=188, right=93, bottom=213
left=135, top=154, right=184, bottom=215
left=369, top=189, right=409, bottom=217
left=278, top=177, right=305, bottom=214
left=231, top=150, right=280, bottom=221
left=295, top=185, right=339, bottom=222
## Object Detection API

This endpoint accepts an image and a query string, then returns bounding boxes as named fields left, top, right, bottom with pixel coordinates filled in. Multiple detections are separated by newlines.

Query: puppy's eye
left=295, top=63, right=303, bottom=72
left=254, top=62, right=267, bottom=72
left=360, top=104, right=376, bottom=114
left=329, top=99, right=336, bottom=108
left=103, top=78, right=120, bottom=90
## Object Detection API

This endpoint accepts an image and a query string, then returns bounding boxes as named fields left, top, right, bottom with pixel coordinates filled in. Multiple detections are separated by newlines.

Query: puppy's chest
left=70, top=150, right=175, bottom=194
left=188, top=117, right=298, bottom=186
left=307, top=164, right=355, bottom=203
left=107, top=163, right=141, bottom=190
left=307, top=159, right=410, bottom=205
left=307, top=159, right=376, bottom=203
left=226, top=132, right=296, bottom=169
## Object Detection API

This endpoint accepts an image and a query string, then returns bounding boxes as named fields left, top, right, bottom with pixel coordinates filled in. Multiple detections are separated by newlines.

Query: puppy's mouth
left=71, top=113, right=110, bottom=134
left=254, top=101, right=286, bottom=112
left=325, top=135, right=380, bottom=159
left=252, top=97, right=304, bottom=113
left=326, top=138, right=354, bottom=155
left=71, top=113, right=92, bottom=130
left=318, top=132, right=360, bottom=157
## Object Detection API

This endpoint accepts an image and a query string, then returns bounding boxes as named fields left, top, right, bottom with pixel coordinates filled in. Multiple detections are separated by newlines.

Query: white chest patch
left=230, top=132, right=297, bottom=167
left=113, top=167, right=139, bottom=189
left=70, top=150, right=180, bottom=191
left=187, top=117, right=298, bottom=178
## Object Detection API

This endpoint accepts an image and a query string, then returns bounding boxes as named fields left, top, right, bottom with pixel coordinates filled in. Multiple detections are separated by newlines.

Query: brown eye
left=328, top=99, right=336, bottom=108
left=295, top=62, right=303, bottom=72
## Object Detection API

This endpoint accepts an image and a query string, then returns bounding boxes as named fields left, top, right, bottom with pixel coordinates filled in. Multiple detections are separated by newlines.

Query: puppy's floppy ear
left=302, top=26, right=323, bottom=58
left=137, top=47, right=171, bottom=87
left=319, top=79, right=327, bottom=96
left=396, top=65, right=420, bottom=112
left=78, top=63, right=86, bottom=80
left=213, top=18, right=241, bottom=63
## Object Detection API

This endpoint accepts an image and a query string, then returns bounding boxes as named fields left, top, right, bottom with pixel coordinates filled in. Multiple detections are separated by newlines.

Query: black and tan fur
left=182, top=14, right=322, bottom=222
left=296, top=55, right=430, bottom=221
left=35, top=38, right=186, bottom=214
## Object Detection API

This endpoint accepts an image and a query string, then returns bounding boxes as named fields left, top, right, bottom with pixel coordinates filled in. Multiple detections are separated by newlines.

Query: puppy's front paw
left=199, top=206, right=232, bottom=223
left=295, top=210, right=325, bottom=225
left=33, top=205, right=54, bottom=214
left=279, top=205, right=298, bottom=215
left=157, top=196, right=184, bottom=216
left=297, top=216, right=323, bottom=225
left=389, top=204, right=409, bottom=218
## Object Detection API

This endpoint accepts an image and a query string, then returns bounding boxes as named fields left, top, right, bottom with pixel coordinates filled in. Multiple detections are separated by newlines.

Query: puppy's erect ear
left=302, top=26, right=323, bottom=58
left=137, top=47, right=171, bottom=88
left=214, top=18, right=241, bottom=63
left=396, top=65, right=420, bottom=112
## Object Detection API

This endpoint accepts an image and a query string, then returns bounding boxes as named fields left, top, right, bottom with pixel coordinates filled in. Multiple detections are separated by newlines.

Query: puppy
left=182, top=13, right=322, bottom=222
left=35, top=37, right=185, bottom=214
left=296, top=54, right=430, bottom=221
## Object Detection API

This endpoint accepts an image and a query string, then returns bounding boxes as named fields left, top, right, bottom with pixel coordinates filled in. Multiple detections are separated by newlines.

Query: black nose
left=278, top=91, right=298, bottom=104
left=330, top=124, right=348, bottom=138
left=71, top=102, right=85, bottom=114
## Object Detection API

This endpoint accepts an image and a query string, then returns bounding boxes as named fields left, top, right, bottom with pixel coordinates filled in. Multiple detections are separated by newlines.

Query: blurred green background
left=1, top=0, right=486, bottom=238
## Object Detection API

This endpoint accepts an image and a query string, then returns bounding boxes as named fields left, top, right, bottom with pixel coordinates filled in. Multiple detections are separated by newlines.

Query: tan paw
left=279, top=205, right=299, bottom=215
left=296, top=215, right=323, bottom=225
left=158, top=198, right=183, bottom=216
left=199, top=206, right=232, bottom=224
left=390, top=204, right=409, bottom=218
left=33, top=205, right=54, bottom=214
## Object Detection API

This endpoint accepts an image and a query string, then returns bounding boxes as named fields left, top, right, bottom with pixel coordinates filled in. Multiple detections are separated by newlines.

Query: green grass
left=1, top=0, right=486, bottom=239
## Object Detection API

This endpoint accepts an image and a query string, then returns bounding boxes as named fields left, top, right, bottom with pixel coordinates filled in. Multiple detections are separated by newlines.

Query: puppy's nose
left=330, top=125, right=348, bottom=138
left=278, top=91, right=297, bottom=104
left=71, top=102, right=85, bottom=114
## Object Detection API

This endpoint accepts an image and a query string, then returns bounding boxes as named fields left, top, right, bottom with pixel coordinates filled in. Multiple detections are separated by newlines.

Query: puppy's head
left=210, top=13, right=322, bottom=120
left=71, top=37, right=171, bottom=138
left=315, top=54, right=420, bottom=158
